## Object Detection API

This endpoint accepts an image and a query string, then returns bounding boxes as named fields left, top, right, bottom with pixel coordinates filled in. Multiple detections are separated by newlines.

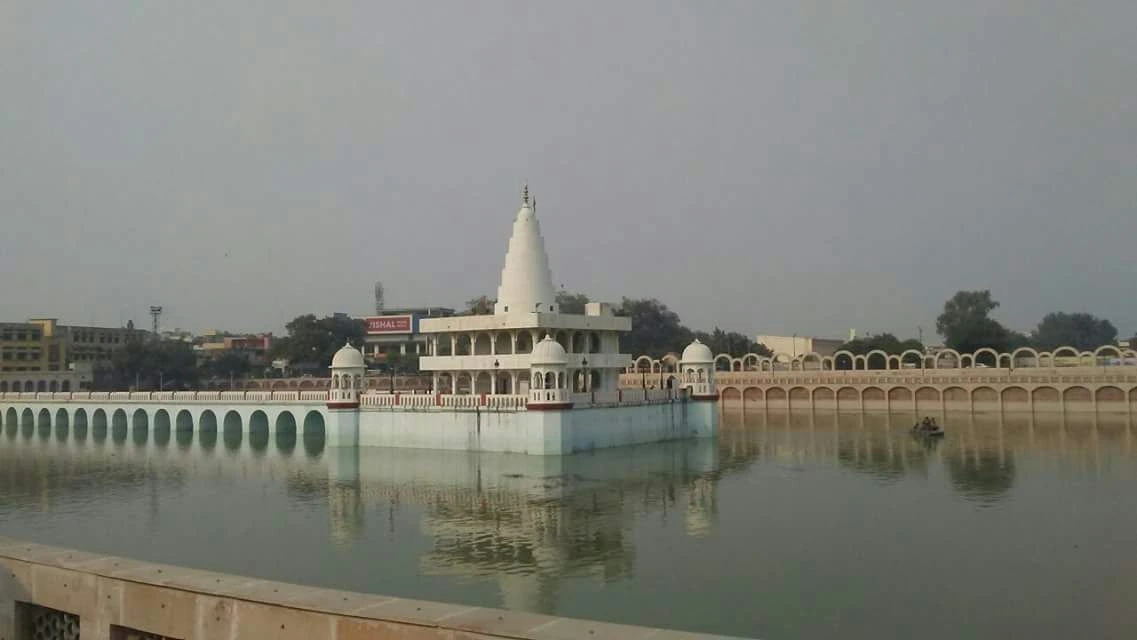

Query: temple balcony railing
left=420, top=353, right=631, bottom=371
left=357, top=389, right=679, bottom=411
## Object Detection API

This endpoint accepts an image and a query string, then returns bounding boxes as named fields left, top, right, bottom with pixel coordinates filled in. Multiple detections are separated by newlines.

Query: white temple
left=416, top=185, right=632, bottom=408
left=313, top=184, right=718, bottom=453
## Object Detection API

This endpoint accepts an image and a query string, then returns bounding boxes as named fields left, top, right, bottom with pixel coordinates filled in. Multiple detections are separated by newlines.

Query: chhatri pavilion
left=417, top=185, right=633, bottom=402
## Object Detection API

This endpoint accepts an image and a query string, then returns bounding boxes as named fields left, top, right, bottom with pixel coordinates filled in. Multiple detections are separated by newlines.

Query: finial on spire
left=521, top=183, right=530, bottom=206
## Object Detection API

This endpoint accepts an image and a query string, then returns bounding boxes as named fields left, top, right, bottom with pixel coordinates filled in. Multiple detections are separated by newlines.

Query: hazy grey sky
left=2, top=1, right=1134, bottom=339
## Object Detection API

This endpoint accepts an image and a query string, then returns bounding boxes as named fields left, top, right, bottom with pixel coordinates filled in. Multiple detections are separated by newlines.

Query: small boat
left=912, top=422, right=945, bottom=437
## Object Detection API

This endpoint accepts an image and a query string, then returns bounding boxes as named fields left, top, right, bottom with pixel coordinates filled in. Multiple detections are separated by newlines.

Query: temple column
left=451, top=373, right=458, bottom=395
left=510, top=332, right=518, bottom=353
left=490, top=333, right=497, bottom=355
left=450, top=335, right=457, bottom=355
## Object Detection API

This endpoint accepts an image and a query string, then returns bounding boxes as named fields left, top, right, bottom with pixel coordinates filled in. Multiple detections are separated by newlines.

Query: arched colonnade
left=0, top=403, right=328, bottom=440
left=717, top=383, right=1137, bottom=414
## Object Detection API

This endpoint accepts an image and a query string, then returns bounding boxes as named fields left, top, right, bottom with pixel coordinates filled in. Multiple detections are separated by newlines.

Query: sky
left=1, top=1, right=1134, bottom=340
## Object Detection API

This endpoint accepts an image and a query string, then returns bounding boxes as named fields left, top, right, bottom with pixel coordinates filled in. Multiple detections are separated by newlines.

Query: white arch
left=832, top=350, right=856, bottom=370
left=1011, top=347, right=1039, bottom=367
left=741, top=353, right=763, bottom=370
left=934, top=348, right=961, bottom=369
left=714, top=354, right=733, bottom=371
left=865, top=350, right=889, bottom=370
left=799, top=352, right=823, bottom=371
left=1093, top=345, right=1122, bottom=363
left=1051, top=346, right=1080, bottom=365
left=972, top=347, right=1000, bottom=367
left=898, top=349, right=925, bottom=370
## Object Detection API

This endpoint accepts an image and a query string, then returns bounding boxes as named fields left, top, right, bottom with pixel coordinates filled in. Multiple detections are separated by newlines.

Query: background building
left=0, top=318, right=146, bottom=391
left=360, top=306, right=455, bottom=364
left=757, top=332, right=851, bottom=358
left=196, top=331, right=274, bottom=367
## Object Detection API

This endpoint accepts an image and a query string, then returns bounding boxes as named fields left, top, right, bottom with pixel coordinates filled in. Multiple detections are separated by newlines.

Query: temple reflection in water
left=322, top=442, right=722, bottom=611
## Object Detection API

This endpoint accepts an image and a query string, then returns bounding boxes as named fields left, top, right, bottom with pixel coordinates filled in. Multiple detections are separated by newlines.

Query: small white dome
left=331, top=341, right=365, bottom=369
left=681, top=339, right=714, bottom=364
left=529, top=335, right=568, bottom=366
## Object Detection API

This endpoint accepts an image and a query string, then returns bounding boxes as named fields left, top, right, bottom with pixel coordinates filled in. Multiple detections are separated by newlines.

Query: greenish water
left=2, top=410, right=1136, bottom=639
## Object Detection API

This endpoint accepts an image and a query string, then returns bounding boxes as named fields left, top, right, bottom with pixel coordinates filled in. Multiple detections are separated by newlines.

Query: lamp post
left=581, top=357, right=589, bottom=397
left=493, top=359, right=500, bottom=395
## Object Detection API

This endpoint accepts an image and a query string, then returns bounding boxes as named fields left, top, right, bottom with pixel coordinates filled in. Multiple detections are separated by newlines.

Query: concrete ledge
left=0, top=537, right=742, bottom=640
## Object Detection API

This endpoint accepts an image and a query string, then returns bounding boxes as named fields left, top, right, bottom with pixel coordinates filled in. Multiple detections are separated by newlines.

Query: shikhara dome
left=494, top=184, right=557, bottom=315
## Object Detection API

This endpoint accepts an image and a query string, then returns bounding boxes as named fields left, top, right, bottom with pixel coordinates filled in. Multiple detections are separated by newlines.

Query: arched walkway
left=154, top=409, right=171, bottom=433
left=302, top=411, right=325, bottom=439
left=275, top=412, right=297, bottom=437
left=223, top=410, right=243, bottom=449
left=37, top=408, right=51, bottom=429
left=199, top=410, right=218, bottom=433
left=250, top=410, right=269, bottom=434
left=92, top=409, right=108, bottom=435
left=132, top=409, right=148, bottom=431
left=175, top=410, right=193, bottom=431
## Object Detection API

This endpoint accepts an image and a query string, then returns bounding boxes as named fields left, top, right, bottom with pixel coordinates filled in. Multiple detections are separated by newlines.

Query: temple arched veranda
left=418, top=185, right=633, bottom=397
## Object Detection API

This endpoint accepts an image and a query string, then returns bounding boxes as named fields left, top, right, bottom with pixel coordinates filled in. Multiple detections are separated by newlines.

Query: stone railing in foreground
left=359, top=390, right=679, bottom=412
left=0, top=538, right=737, bottom=640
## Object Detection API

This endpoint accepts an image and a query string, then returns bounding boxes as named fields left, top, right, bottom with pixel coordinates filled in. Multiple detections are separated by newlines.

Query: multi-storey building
left=0, top=318, right=147, bottom=392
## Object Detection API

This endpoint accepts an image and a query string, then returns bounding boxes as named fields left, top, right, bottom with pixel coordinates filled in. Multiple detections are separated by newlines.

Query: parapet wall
left=0, top=538, right=735, bottom=640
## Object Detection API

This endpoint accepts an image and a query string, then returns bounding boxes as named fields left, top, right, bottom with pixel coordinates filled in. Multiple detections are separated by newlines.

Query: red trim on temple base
left=326, top=402, right=360, bottom=409
left=526, top=402, right=574, bottom=411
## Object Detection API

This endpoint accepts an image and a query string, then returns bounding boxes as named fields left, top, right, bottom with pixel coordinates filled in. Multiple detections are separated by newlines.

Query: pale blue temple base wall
left=0, top=399, right=719, bottom=456
left=352, top=400, right=719, bottom=455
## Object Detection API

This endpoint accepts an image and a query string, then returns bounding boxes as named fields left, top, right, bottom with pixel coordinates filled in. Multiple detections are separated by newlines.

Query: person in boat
left=919, top=417, right=933, bottom=430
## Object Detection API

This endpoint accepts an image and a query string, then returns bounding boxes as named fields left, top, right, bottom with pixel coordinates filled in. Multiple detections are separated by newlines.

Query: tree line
left=102, top=288, right=1127, bottom=390
left=831, top=290, right=1126, bottom=364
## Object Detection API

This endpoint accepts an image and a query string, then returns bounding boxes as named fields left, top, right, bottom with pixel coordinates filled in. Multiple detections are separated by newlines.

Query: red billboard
left=365, top=315, right=414, bottom=334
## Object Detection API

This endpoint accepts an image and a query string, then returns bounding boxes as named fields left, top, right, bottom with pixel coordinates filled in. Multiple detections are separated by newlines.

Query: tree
left=616, top=298, right=692, bottom=358
left=464, top=295, right=495, bottom=316
left=99, top=340, right=200, bottom=390
left=936, top=290, right=1013, bottom=353
left=555, top=290, right=590, bottom=314
left=693, top=327, right=771, bottom=357
left=1031, top=312, right=1117, bottom=351
left=271, top=313, right=365, bottom=372
left=200, top=352, right=253, bottom=381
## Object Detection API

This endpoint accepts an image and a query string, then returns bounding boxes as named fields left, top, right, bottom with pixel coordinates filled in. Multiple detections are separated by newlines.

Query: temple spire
left=495, top=184, right=557, bottom=315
